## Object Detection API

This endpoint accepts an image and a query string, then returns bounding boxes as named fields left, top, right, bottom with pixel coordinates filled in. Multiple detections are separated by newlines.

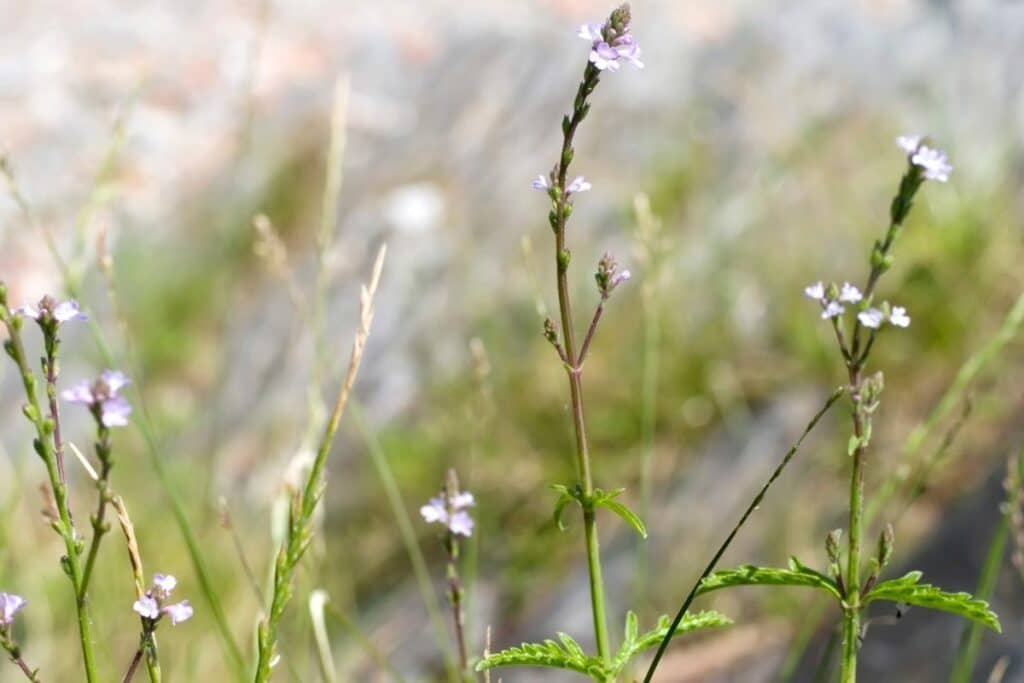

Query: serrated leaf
left=594, top=497, right=647, bottom=539
left=864, top=571, right=1001, bottom=632
left=609, top=610, right=731, bottom=676
left=476, top=635, right=609, bottom=680
left=697, top=559, right=842, bottom=601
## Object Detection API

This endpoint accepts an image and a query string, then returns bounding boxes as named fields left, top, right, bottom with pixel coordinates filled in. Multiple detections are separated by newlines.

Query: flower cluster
left=62, top=369, right=132, bottom=427
left=0, top=593, right=26, bottom=629
left=12, top=296, right=86, bottom=325
left=578, top=4, right=642, bottom=71
left=897, top=135, right=952, bottom=183
left=595, top=252, right=631, bottom=298
left=420, top=490, right=475, bottom=537
left=132, top=574, right=193, bottom=627
left=804, top=281, right=910, bottom=329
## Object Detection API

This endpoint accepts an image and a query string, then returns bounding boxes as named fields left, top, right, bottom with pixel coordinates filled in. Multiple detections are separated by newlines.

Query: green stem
left=840, top=367, right=866, bottom=683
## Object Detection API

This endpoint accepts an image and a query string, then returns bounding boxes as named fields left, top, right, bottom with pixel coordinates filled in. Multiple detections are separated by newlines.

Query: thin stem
left=0, top=313, right=98, bottom=683
left=1, top=634, right=43, bottom=683
left=549, top=60, right=612, bottom=663
left=79, top=424, right=113, bottom=599
left=122, top=647, right=144, bottom=683
left=577, top=300, right=605, bottom=367
left=643, top=387, right=844, bottom=682
left=840, top=371, right=866, bottom=683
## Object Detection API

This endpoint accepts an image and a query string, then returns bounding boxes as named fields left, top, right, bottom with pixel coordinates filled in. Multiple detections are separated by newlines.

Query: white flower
left=897, top=135, right=922, bottom=155
left=822, top=301, right=845, bottom=320
left=590, top=42, right=622, bottom=71
left=804, top=281, right=826, bottom=302
left=889, top=306, right=911, bottom=328
left=532, top=175, right=550, bottom=191
left=911, top=146, right=952, bottom=182
left=162, top=601, right=194, bottom=626
left=447, top=511, right=474, bottom=537
left=858, top=308, right=885, bottom=329
left=133, top=596, right=160, bottom=620
left=566, top=176, right=592, bottom=194
left=839, top=283, right=863, bottom=304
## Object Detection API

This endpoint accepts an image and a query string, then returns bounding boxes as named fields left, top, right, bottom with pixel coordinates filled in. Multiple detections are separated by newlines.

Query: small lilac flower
left=447, top=511, right=474, bottom=537
left=858, top=308, right=885, bottom=329
left=804, top=281, right=826, bottom=302
left=532, top=175, right=550, bottom=192
left=580, top=7, right=643, bottom=72
left=420, top=489, right=475, bottom=537
left=889, top=306, right=911, bottom=328
left=822, top=301, right=845, bottom=320
left=911, top=145, right=952, bottom=182
left=12, top=296, right=87, bottom=324
left=61, top=370, right=133, bottom=427
left=152, top=574, right=177, bottom=599
left=133, top=595, right=160, bottom=620
left=162, top=601, right=193, bottom=626
left=897, top=135, right=922, bottom=155
left=0, top=593, right=27, bottom=627
left=566, top=176, right=592, bottom=194
left=839, top=283, right=863, bottom=304
left=577, top=22, right=604, bottom=43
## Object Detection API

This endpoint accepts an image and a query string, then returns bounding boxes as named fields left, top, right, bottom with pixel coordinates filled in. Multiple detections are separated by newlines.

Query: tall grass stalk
left=253, top=245, right=385, bottom=681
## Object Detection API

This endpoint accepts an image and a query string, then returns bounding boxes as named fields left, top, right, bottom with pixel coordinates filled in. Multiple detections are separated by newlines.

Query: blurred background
left=1, top=0, right=1023, bottom=680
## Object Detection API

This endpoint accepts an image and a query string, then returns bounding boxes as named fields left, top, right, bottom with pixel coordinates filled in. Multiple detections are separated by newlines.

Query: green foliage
left=864, top=571, right=1001, bottom=633
left=591, top=489, right=647, bottom=539
left=475, top=633, right=608, bottom=679
left=551, top=485, right=647, bottom=539
left=697, top=557, right=842, bottom=601
left=609, top=610, right=731, bottom=676
left=477, top=610, right=730, bottom=681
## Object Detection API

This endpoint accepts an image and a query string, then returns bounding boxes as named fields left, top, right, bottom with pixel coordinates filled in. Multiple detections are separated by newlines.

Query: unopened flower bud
left=877, top=523, right=894, bottom=569
left=543, top=318, right=559, bottom=346
left=826, top=528, right=843, bottom=565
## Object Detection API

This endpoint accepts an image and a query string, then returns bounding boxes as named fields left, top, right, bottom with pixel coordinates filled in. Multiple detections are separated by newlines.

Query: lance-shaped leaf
left=864, top=571, right=1001, bottom=632
left=697, top=557, right=842, bottom=601
left=610, top=610, right=732, bottom=675
left=592, top=488, right=647, bottom=539
left=475, top=632, right=609, bottom=680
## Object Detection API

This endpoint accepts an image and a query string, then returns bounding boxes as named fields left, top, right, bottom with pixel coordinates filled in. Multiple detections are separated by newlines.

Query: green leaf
left=610, top=611, right=732, bottom=676
left=592, top=488, right=647, bottom=539
left=696, top=558, right=842, bottom=601
left=551, top=484, right=578, bottom=532
left=864, top=571, right=1001, bottom=633
left=476, top=634, right=608, bottom=680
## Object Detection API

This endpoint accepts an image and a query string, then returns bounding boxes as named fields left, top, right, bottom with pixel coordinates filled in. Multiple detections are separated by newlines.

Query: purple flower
left=12, top=296, right=87, bottom=325
left=0, top=592, right=27, bottom=627
left=61, top=370, right=133, bottom=427
left=532, top=175, right=551, bottom=191
left=566, top=176, right=592, bottom=194
left=420, top=489, right=475, bottom=537
left=152, top=573, right=177, bottom=599
left=162, top=601, right=193, bottom=626
left=133, top=595, right=160, bottom=620
left=579, top=10, right=643, bottom=72
left=858, top=308, right=885, bottom=329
